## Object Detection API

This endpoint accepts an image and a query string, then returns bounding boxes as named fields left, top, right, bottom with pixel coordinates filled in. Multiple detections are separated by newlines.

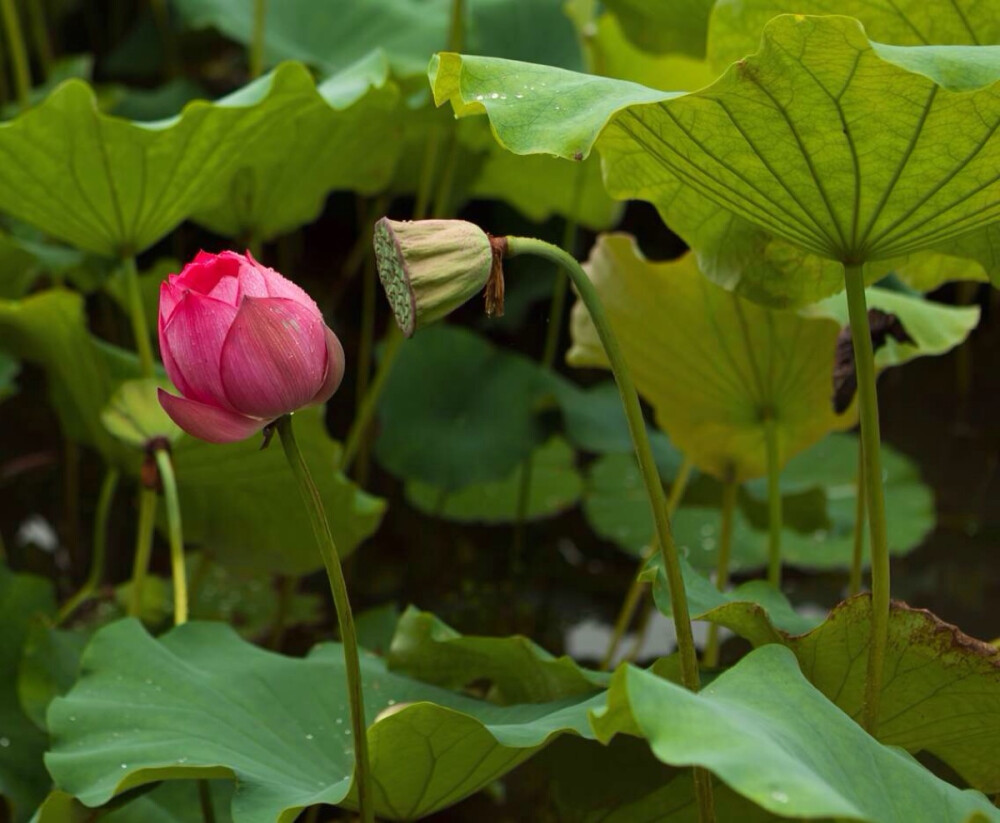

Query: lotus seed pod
left=372, top=217, right=500, bottom=337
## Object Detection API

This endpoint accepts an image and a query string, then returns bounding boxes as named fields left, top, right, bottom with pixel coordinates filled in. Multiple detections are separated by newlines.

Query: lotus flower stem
left=154, top=448, right=188, bottom=625
left=25, top=0, right=52, bottom=79
left=58, top=468, right=120, bottom=624
left=704, top=475, right=737, bottom=669
left=764, top=415, right=782, bottom=587
left=849, top=442, right=866, bottom=597
left=844, top=262, right=889, bottom=736
left=198, top=779, right=216, bottom=823
left=249, top=0, right=268, bottom=78
left=127, top=488, right=158, bottom=618
left=122, top=256, right=155, bottom=379
left=0, top=0, right=29, bottom=108
left=341, top=325, right=404, bottom=473
left=601, top=455, right=693, bottom=670
left=276, top=414, right=374, bottom=823
left=505, top=236, right=715, bottom=822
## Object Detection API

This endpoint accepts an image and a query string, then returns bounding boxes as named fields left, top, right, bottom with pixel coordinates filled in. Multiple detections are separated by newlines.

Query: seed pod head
left=372, top=217, right=502, bottom=337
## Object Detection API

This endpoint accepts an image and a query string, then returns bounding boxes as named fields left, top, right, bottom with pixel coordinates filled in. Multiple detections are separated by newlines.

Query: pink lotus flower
left=157, top=250, right=345, bottom=443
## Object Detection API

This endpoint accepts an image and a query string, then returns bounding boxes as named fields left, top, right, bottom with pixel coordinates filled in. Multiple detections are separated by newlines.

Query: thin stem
left=155, top=449, right=188, bottom=625
left=149, top=0, right=178, bottom=77
left=25, top=0, right=52, bottom=79
left=249, top=0, right=268, bottom=78
left=353, top=255, right=378, bottom=486
left=340, top=325, right=403, bottom=474
left=849, top=440, right=866, bottom=597
left=600, top=456, right=692, bottom=670
left=844, top=262, right=890, bottom=737
left=121, top=256, right=154, bottom=378
left=198, top=779, right=216, bottom=823
left=764, top=415, right=782, bottom=588
left=128, top=488, right=158, bottom=619
left=277, top=415, right=373, bottom=823
left=447, top=0, right=464, bottom=52
left=0, top=0, right=30, bottom=109
left=504, top=236, right=713, bottom=822
left=430, top=132, right=459, bottom=219
left=703, top=476, right=737, bottom=669
left=414, top=130, right=441, bottom=221
left=58, top=468, right=120, bottom=624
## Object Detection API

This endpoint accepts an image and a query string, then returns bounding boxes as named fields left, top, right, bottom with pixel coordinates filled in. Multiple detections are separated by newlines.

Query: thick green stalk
left=277, top=415, right=373, bottom=823
left=58, top=468, right=120, bottom=623
left=198, top=779, right=216, bottom=823
left=155, top=448, right=188, bottom=625
left=0, top=0, right=30, bottom=108
left=249, top=0, right=268, bottom=78
left=703, top=476, right=737, bottom=669
left=25, top=0, right=52, bottom=79
left=340, top=325, right=403, bottom=473
left=849, top=441, right=866, bottom=597
left=844, top=262, right=889, bottom=736
left=122, top=256, right=154, bottom=378
left=600, top=455, right=693, bottom=670
left=128, top=488, right=158, bottom=618
left=505, top=236, right=714, bottom=822
left=764, top=415, right=782, bottom=587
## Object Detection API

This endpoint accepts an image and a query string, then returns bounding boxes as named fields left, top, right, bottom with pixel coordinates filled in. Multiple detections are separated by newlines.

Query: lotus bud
left=372, top=217, right=505, bottom=337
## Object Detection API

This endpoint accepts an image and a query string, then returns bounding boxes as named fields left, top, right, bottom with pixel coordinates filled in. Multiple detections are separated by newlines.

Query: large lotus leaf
left=589, top=10, right=718, bottom=93
left=892, top=250, right=989, bottom=292
left=708, top=0, right=1000, bottom=71
left=174, top=0, right=583, bottom=79
left=0, top=290, right=134, bottom=467
left=17, top=625, right=89, bottom=732
left=595, top=432, right=932, bottom=571
left=0, top=233, right=41, bottom=299
left=603, top=0, right=716, bottom=59
left=568, top=234, right=850, bottom=481
left=387, top=606, right=607, bottom=703
left=192, top=53, right=402, bottom=241
left=404, top=437, right=583, bottom=524
left=430, top=15, right=1000, bottom=305
left=590, top=645, right=1000, bottom=822
left=46, top=619, right=604, bottom=822
left=171, top=407, right=384, bottom=575
left=34, top=781, right=236, bottom=823
left=375, top=325, right=550, bottom=490
left=642, top=553, right=821, bottom=644
left=809, top=286, right=980, bottom=369
left=0, top=62, right=346, bottom=256
left=0, top=568, right=56, bottom=822
left=781, top=597, right=1000, bottom=795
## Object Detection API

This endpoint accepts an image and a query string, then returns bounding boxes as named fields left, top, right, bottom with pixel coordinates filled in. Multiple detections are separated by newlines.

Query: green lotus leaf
left=784, top=597, right=1000, bottom=794
left=101, top=377, right=182, bottom=449
left=171, top=407, right=385, bottom=576
left=809, top=286, right=980, bottom=369
left=17, top=624, right=89, bottom=732
left=0, top=567, right=56, bottom=822
left=33, top=781, right=235, bottom=823
left=430, top=15, right=1000, bottom=305
left=0, top=290, right=134, bottom=468
left=387, top=606, right=607, bottom=703
left=708, top=0, right=1000, bottom=72
left=590, top=645, right=1000, bottom=822
left=0, top=62, right=352, bottom=257
left=404, top=437, right=583, bottom=524
left=173, top=0, right=583, bottom=79
left=603, top=0, right=715, bottom=59
left=192, top=53, right=402, bottom=242
left=568, top=234, right=851, bottom=481
left=891, top=249, right=989, bottom=291
left=46, top=618, right=604, bottom=822
left=376, top=325, right=550, bottom=490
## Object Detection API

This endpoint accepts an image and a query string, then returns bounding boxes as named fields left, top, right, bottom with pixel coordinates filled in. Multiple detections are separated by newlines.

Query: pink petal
left=243, top=251, right=319, bottom=309
left=160, top=290, right=238, bottom=409
left=310, top=326, right=346, bottom=406
left=219, top=297, right=327, bottom=418
left=158, top=279, right=186, bottom=328
left=158, top=389, right=266, bottom=443
left=176, top=250, right=240, bottom=297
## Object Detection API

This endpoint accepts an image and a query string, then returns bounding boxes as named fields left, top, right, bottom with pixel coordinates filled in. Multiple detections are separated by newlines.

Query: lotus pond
left=1, top=1, right=999, bottom=822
